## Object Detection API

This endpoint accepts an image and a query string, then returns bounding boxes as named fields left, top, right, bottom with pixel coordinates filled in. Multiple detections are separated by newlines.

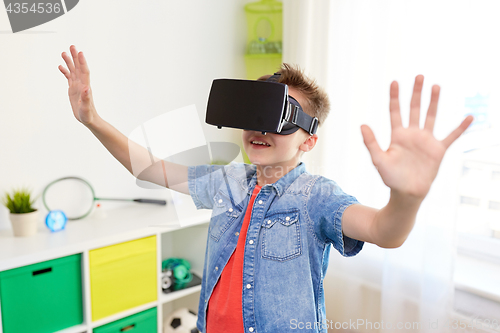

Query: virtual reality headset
left=205, top=74, right=319, bottom=135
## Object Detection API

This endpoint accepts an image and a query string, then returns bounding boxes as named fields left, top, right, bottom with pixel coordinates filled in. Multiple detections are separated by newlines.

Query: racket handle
left=133, top=199, right=167, bottom=205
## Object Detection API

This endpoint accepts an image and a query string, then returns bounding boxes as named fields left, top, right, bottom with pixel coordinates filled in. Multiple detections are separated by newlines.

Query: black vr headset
left=205, top=74, right=319, bottom=135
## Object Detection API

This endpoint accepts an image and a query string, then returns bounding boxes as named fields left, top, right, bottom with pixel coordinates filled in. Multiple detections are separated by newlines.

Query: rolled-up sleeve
left=306, top=176, right=364, bottom=257
left=187, top=164, right=226, bottom=210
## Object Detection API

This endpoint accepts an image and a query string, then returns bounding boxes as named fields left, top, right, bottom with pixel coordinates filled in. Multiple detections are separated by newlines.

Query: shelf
left=0, top=200, right=210, bottom=333
left=90, top=301, right=158, bottom=329
left=244, top=53, right=282, bottom=59
left=55, top=324, right=88, bottom=333
left=160, top=285, right=202, bottom=305
left=0, top=202, right=211, bottom=271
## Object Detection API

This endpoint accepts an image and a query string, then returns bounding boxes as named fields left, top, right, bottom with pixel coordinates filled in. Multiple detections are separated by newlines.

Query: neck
left=255, top=160, right=300, bottom=186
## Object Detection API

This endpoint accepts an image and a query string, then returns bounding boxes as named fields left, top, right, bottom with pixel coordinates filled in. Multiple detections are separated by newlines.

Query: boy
left=58, top=45, right=473, bottom=333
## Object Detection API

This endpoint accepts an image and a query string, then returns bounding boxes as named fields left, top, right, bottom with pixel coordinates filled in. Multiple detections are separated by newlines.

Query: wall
left=0, top=0, right=248, bottom=229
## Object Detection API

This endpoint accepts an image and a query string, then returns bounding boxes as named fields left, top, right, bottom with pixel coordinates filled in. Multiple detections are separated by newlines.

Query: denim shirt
left=187, top=162, right=364, bottom=333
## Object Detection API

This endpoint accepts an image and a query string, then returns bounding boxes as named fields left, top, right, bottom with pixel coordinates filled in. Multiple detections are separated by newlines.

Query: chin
left=246, top=153, right=272, bottom=166
left=244, top=145, right=287, bottom=167
left=247, top=156, right=267, bottom=166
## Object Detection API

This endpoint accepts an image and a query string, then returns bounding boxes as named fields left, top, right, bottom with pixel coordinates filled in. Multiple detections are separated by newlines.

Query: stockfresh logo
left=3, top=0, right=79, bottom=33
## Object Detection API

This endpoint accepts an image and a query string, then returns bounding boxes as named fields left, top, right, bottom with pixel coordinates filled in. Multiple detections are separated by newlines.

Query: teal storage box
left=93, top=307, right=157, bottom=333
left=0, top=253, right=83, bottom=333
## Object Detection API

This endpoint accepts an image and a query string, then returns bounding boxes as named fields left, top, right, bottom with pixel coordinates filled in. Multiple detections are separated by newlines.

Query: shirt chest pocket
left=209, top=191, right=242, bottom=242
left=261, top=209, right=302, bottom=262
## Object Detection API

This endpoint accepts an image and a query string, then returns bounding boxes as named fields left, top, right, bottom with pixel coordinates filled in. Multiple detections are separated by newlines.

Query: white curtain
left=282, top=0, right=332, bottom=175
left=283, top=1, right=498, bottom=332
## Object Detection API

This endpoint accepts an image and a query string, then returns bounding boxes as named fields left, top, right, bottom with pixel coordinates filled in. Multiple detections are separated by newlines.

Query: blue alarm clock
left=45, top=210, right=68, bottom=232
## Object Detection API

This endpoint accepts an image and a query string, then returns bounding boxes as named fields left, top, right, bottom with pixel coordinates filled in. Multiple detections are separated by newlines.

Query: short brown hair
left=257, top=63, right=330, bottom=127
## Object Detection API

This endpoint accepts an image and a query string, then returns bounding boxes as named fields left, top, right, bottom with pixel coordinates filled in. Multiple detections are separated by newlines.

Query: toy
left=161, top=258, right=192, bottom=292
left=164, top=308, right=198, bottom=333
left=42, top=176, right=166, bottom=220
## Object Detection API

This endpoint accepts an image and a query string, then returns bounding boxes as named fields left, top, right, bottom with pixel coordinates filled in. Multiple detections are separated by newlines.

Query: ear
left=299, top=133, right=318, bottom=152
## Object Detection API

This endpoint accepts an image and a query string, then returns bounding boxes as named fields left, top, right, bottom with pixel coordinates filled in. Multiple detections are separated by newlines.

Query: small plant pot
left=9, top=210, right=39, bottom=237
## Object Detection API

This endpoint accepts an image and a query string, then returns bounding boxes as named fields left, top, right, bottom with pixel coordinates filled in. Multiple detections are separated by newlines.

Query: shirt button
left=235, top=232, right=239, bottom=236
left=249, top=327, right=254, bottom=332
left=228, top=208, right=233, bottom=212
left=249, top=240, right=254, bottom=245
left=267, top=220, right=271, bottom=224
left=285, top=216, right=290, bottom=221
left=258, top=200, right=263, bottom=205
left=246, top=284, right=251, bottom=289
left=215, top=266, right=218, bottom=271
left=218, top=199, right=223, bottom=203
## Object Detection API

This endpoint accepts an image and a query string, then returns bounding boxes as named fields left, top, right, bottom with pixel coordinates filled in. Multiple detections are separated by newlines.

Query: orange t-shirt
left=206, top=185, right=262, bottom=333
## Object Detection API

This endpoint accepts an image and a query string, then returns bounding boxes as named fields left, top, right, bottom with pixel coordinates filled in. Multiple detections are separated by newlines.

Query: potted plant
left=2, top=187, right=39, bottom=237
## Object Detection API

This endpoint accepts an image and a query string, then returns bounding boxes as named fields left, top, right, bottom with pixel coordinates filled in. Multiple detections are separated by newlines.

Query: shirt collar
left=245, top=162, right=307, bottom=197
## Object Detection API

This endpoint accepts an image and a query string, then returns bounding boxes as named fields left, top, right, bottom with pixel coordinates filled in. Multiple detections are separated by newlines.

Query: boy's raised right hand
left=58, top=45, right=98, bottom=126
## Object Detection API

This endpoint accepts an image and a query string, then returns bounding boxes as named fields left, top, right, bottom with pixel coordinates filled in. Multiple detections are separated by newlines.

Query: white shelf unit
left=160, top=223, right=209, bottom=325
left=0, top=201, right=211, bottom=333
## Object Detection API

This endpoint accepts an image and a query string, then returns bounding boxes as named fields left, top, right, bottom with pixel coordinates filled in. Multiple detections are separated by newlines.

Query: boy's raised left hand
left=360, top=75, right=474, bottom=200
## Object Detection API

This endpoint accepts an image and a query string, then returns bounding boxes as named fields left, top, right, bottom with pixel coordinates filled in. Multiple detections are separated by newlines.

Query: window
left=454, top=50, right=500, bottom=306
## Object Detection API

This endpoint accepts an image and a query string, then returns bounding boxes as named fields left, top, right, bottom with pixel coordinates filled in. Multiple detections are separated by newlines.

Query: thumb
left=360, top=124, right=383, bottom=165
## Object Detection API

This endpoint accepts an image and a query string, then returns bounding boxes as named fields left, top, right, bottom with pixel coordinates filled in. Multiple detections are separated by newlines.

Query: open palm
left=58, top=45, right=96, bottom=125
left=361, top=75, right=474, bottom=199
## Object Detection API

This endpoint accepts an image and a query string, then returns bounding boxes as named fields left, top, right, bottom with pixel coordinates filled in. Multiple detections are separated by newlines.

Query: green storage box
left=93, top=307, right=157, bottom=333
left=0, top=253, right=83, bottom=333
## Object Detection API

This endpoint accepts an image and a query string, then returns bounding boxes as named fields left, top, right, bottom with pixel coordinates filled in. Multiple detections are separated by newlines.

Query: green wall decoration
left=244, top=0, right=283, bottom=80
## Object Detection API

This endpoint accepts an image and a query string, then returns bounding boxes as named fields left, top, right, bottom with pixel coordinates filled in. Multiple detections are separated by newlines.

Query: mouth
left=249, top=137, right=271, bottom=148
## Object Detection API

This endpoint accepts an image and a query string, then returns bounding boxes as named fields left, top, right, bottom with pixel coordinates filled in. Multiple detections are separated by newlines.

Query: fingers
left=60, top=51, right=75, bottom=74
left=389, top=81, right=403, bottom=130
left=78, top=51, right=90, bottom=76
left=70, top=45, right=80, bottom=74
left=58, top=64, right=70, bottom=79
left=361, top=125, right=383, bottom=166
left=441, top=115, right=474, bottom=149
left=424, top=85, right=440, bottom=133
left=59, top=45, right=90, bottom=86
left=409, top=75, right=424, bottom=127
left=60, top=50, right=75, bottom=85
